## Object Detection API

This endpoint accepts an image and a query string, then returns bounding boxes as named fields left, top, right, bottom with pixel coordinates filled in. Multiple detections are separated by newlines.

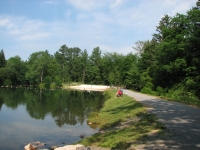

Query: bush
left=145, top=82, right=154, bottom=89
left=156, top=86, right=164, bottom=96
left=141, top=87, right=157, bottom=95
left=39, top=83, right=45, bottom=89
left=165, top=84, right=200, bottom=106
left=50, top=83, right=56, bottom=89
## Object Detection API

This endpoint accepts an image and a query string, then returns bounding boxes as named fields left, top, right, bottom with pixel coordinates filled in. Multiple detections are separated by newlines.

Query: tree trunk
left=62, top=64, right=64, bottom=83
left=82, top=67, right=85, bottom=84
left=40, top=68, right=43, bottom=83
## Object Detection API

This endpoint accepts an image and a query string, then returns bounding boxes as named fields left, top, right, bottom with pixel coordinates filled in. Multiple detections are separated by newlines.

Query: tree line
left=0, top=46, right=136, bottom=88
left=0, top=5, right=199, bottom=102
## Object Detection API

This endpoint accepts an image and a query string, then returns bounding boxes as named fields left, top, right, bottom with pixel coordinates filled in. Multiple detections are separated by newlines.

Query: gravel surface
left=123, top=89, right=200, bottom=150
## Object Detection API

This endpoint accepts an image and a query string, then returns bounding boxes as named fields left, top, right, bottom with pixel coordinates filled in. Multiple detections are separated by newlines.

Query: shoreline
left=68, top=84, right=110, bottom=91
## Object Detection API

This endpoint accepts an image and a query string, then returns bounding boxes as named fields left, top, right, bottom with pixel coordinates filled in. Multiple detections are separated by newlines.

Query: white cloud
left=95, top=36, right=102, bottom=39
left=0, top=0, right=197, bottom=60
left=0, top=18, right=9, bottom=27
left=0, top=16, right=15, bottom=29
left=19, top=32, right=50, bottom=41
left=43, top=0, right=58, bottom=5
left=0, top=15, right=49, bottom=42
left=116, top=46, right=137, bottom=55
left=110, top=0, right=124, bottom=9
left=67, top=0, right=104, bottom=11
left=64, top=10, right=72, bottom=18
left=162, top=0, right=197, bottom=16
left=169, top=1, right=195, bottom=16
left=97, top=44, right=135, bottom=55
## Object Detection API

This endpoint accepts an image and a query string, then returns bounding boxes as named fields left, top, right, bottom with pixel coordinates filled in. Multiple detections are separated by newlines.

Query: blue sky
left=0, top=0, right=197, bottom=61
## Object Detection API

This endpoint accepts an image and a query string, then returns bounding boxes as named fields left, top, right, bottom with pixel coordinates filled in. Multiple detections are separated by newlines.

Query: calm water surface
left=0, top=88, right=105, bottom=150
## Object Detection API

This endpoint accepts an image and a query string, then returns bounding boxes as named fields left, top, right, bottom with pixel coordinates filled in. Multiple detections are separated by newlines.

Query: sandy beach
left=69, top=84, right=110, bottom=91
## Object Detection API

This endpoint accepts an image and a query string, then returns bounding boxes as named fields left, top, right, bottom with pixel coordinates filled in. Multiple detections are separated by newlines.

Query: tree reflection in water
left=0, top=88, right=105, bottom=127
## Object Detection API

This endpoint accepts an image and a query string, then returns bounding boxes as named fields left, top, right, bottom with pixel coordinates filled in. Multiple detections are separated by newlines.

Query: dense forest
left=0, top=5, right=200, bottom=103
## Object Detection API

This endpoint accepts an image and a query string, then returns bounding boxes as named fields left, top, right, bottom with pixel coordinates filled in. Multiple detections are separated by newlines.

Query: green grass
left=78, top=89, right=166, bottom=149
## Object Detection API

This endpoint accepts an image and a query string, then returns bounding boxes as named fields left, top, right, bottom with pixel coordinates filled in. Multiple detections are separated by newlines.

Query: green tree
left=183, top=7, right=200, bottom=97
left=55, top=44, right=70, bottom=83
left=120, top=53, right=139, bottom=86
left=80, top=49, right=89, bottom=83
left=132, top=40, right=150, bottom=55
left=87, top=47, right=102, bottom=84
left=152, top=12, right=194, bottom=88
left=26, top=50, right=51, bottom=85
left=2, top=56, right=26, bottom=86
left=0, top=49, right=6, bottom=68
left=0, top=67, right=13, bottom=86
left=47, top=56, right=60, bottom=82
left=67, top=47, right=82, bottom=82
left=99, top=53, right=113, bottom=85
left=125, top=63, right=140, bottom=89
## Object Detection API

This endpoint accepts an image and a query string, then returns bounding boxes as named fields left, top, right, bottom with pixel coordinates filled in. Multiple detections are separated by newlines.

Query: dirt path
left=123, top=89, right=200, bottom=150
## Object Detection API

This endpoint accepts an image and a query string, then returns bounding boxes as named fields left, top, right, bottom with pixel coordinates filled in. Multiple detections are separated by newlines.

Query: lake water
left=0, top=88, right=105, bottom=150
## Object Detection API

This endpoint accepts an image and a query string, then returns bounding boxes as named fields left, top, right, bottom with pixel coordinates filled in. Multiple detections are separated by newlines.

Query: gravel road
left=123, top=89, right=200, bottom=150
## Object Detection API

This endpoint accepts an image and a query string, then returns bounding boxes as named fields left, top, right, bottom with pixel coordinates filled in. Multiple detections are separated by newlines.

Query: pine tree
left=0, top=49, right=6, bottom=67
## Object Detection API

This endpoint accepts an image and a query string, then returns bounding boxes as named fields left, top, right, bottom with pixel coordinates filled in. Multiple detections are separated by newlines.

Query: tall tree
left=55, top=45, right=83, bottom=83
left=47, top=55, right=60, bottom=82
left=106, top=52, right=123, bottom=86
left=0, top=56, right=26, bottom=86
left=183, top=6, right=200, bottom=97
left=132, top=40, right=150, bottom=55
left=125, top=63, right=140, bottom=89
left=6, top=56, right=27, bottom=85
left=26, top=51, right=51, bottom=84
left=152, top=14, right=172, bottom=43
left=80, top=49, right=88, bottom=83
left=55, top=45, right=70, bottom=83
left=151, top=13, right=187, bottom=88
left=67, top=47, right=82, bottom=82
left=0, top=49, right=6, bottom=68
left=88, top=47, right=102, bottom=84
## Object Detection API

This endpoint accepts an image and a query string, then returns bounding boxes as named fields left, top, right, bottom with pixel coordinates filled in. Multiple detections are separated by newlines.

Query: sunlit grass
left=89, top=90, right=145, bottom=129
left=78, top=89, right=166, bottom=149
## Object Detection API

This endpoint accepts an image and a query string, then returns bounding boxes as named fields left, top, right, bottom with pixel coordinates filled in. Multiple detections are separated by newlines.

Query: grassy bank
left=78, top=89, right=166, bottom=149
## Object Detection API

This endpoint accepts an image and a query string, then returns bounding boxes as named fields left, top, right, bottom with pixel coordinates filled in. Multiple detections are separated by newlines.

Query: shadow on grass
left=80, top=112, right=166, bottom=150
left=99, top=102, right=144, bottom=129
left=102, top=101, right=143, bottom=114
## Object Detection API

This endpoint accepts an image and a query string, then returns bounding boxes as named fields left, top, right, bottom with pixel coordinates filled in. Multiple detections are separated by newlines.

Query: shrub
left=156, top=86, right=164, bottom=96
left=50, top=83, right=56, bottom=89
left=39, top=83, right=45, bottom=89
left=165, top=84, right=200, bottom=106
left=141, top=87, right=157, bottom=95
